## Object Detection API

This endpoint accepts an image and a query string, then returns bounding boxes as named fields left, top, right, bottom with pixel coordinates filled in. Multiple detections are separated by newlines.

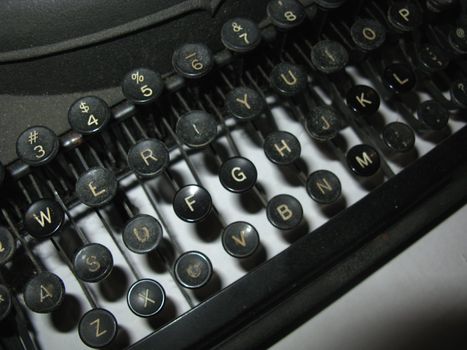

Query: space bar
left=130, top=126, right=467, bottom=350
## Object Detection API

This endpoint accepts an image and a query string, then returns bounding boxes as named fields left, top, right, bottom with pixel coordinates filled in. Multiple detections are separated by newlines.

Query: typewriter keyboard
left=0, top=1, right=466, bottom=349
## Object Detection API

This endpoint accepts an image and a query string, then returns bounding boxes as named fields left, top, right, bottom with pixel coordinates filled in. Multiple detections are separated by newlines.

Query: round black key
left=24, top=271, right=65, bottom=313
left=310, top=40, right=349, bottom=74
left=176, top=110, right=218, bottom=148
left=16, top=126, right=59, bottom=166
left=127, top=279, right=165, bottom=317
left=346, top=144, right=380, bottom=177
left=450, top=79, right=467, bottom=109
left=0, top=285, right=12, bottom=321
left=264, top=131, right=301, bottom=165
left=315, top=0, right=347, bottom=9
left=346, top=85, right=380, bottom=117
left=267, top=0, right=306, bottom=30
left=416, top=100, right=449, bottom=130
left=225, top=87, right=265, bottom=121
left=122, top=68, right=164, bottom=105
left=306, top=170, right=341, bottom=204
left=448, top=25, right=467, bottom=54
left=0, top=226, right=15, bottom=265
left=79, top=308, right=118, bottom=349
left=174, top=251, right=212, bottom=289
left=306, top=105, right=341, bottom=141
left=266, top=194, right=303, bottom=230
left=74, top=243, right=113, bottom=283
left=24, top=199, right=64, bottom=239
left=270, top=62, right=307, bottom=97
left=387, top=2, right=423, bottom=32
left=382, top=122, right=415, bottom=153
left=128, top=138, right=170, bottom=178
left=222, top=221, right=259, bottom=258
left=68, top=96, right=111, bottom=135
left=0, top=162, right=5, bottom=186
left=173, top=185, right=212, bottom=223
left=350, top=18, right=386, bottom=51
left=219, top=157, right=257, bottom=193
left=221, top=17, right=261, bottom=53
left=123, top=215, right=163, bottom=254
left=417, top=44, right=450, bottom=73
left=75, top=167, right=118, bottom=208
left=382, top=63, right=416, bottom=94
left=172, top=43, right=214, bottom=78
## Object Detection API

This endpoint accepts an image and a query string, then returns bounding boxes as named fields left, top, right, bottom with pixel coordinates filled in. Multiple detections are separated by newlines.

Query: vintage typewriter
left=0, top=0, right=466, bottom=349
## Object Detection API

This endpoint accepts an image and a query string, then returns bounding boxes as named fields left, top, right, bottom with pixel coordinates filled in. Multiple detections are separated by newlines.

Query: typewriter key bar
left=1, top=1, right=466, bottom=349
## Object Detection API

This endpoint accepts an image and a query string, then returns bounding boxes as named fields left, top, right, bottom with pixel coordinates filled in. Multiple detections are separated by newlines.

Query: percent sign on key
left=132, top=71, right=145, bottom=84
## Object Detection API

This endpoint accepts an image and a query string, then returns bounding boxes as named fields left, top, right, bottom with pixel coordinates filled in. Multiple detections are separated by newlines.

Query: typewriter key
left=122, top=68, right=164, bottom=105
left=222, top=221, right=259, bottom=258
left=0, top=162, right=5, bottom=186
left=267, top=0, right=306, bottom=30
left=417, top=44, right=450, bottom=73
left=417, top=100, right=449, bottom=130
left=264, top=131, right=301, bottom=165
left=74, top=243, right=113, bottom=283
left=427, top=0, right=456, bottom=12
left=0, top=285, right=12, bottom=321
left=306, top=105, right=341, bottom=141
left=24, top=271, right=65, bottom=313
left=16, top=126, right=59, bottom=166
left=448, top=25, right=467, bottom=54
left=346, top=85, right=380, bottom=117
left=450, top=79, right=467, bottom=109
left=350, top=18, right=386, bottom=51
left=346, top=144, right=380, bottom=177
left=173, top=185, right=212, bottom=223
left=315, top=0, right=347, bottom=9
left=270, top=62, right=307, bottom=97
left=172, top=43, right=214, bottom=78
left=225, top=87, right=265, bottom=121
left=219, top=157, right=257, bottom=193
left=68, top=96, right=111, bottom=135
left=266, top=194, right=303, bottom=230
left=79, top=308, right=117, bottom=349
left=24, top=199, right=65, bottom=239
left=127, top=138, right=170, bottom=178
left=382, top=122, right=415, bottom=152
left=127, top=279, right=165, bottom=317
left=75, top=167, right=118, bottom=208
left=387, top=1, right=422, bottom=32
left=123, top=215, right=163, bottom=254
left=0, top=227, right=15, bottom=265
left=306, top=170, right=341, bottom=204
left=310, top=40, right=349, bottom=74
left=176, top=110, right=218, bottom=148
left=382, top=63, right=416, bottom=94
left=174, top=251, right=212, bottom=289
left=221, top=17, right=261, bottom=53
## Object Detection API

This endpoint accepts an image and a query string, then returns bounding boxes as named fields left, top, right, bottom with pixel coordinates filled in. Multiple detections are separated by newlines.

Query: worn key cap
left=219, top=157, right=257, bottom=193
left=222, top=221, right=260, bottom=258
left=266, top=194, right=303, bottom=230
left=74, top=243, right=113, bottom=283
left=122, top=68, right=164, bottom=105
left=221, top=17, right=261, bottom=53
left=172, top=43, right=214, bottom=78
left=0, top=226, right=15, bottom=265
left=382, top=122, right=415, bottom=152
left=0, top=284, right=12, bottom=321
left=264, top=131, right=301, bottom=165
left=306, top=170, right=342, bottom=204
left=75, top=167, right=118, bottom=208
left=127, top=138, right=170, bottom=178
left=346, top=144, right=381, bottom=177
left=174, top=251, right=213, bottom=289
left=173, top=185, right=212, bottom=223
left=127, top=279, right=166, bottom=317
left=123, top=215, right=163, bottom=254
left=448, top=24, right=467, bottom=54
left=79, top=308, right=118, bottom=349
left=267, top=0, right=306, bottom=30
left=270, top=62, right=307, bottom=97
left=24, top=199, right=65, bottom=239
left=450, top=78, right=467, bottom=109
left=350, top=18, right=386, bottom=51
left=387, top=1, right=423, bottom=33
left=416, top=100, right=450, bottom=130
left=68, top=96, right=111, bottom=135
left=16, top=126, right=60, bottom=166
left=310, top=40, right=349, bottom=74
left=306, top=105, right=341, bottom=141
left=24, top=271, right=65, bottom=313
left=225, top=87, right=265, bottom=121
left=176, top=110, right=218, bottom=148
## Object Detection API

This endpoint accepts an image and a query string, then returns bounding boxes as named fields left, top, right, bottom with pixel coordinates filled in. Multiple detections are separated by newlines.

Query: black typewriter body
left=0, top=0, right=466, bottom=349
